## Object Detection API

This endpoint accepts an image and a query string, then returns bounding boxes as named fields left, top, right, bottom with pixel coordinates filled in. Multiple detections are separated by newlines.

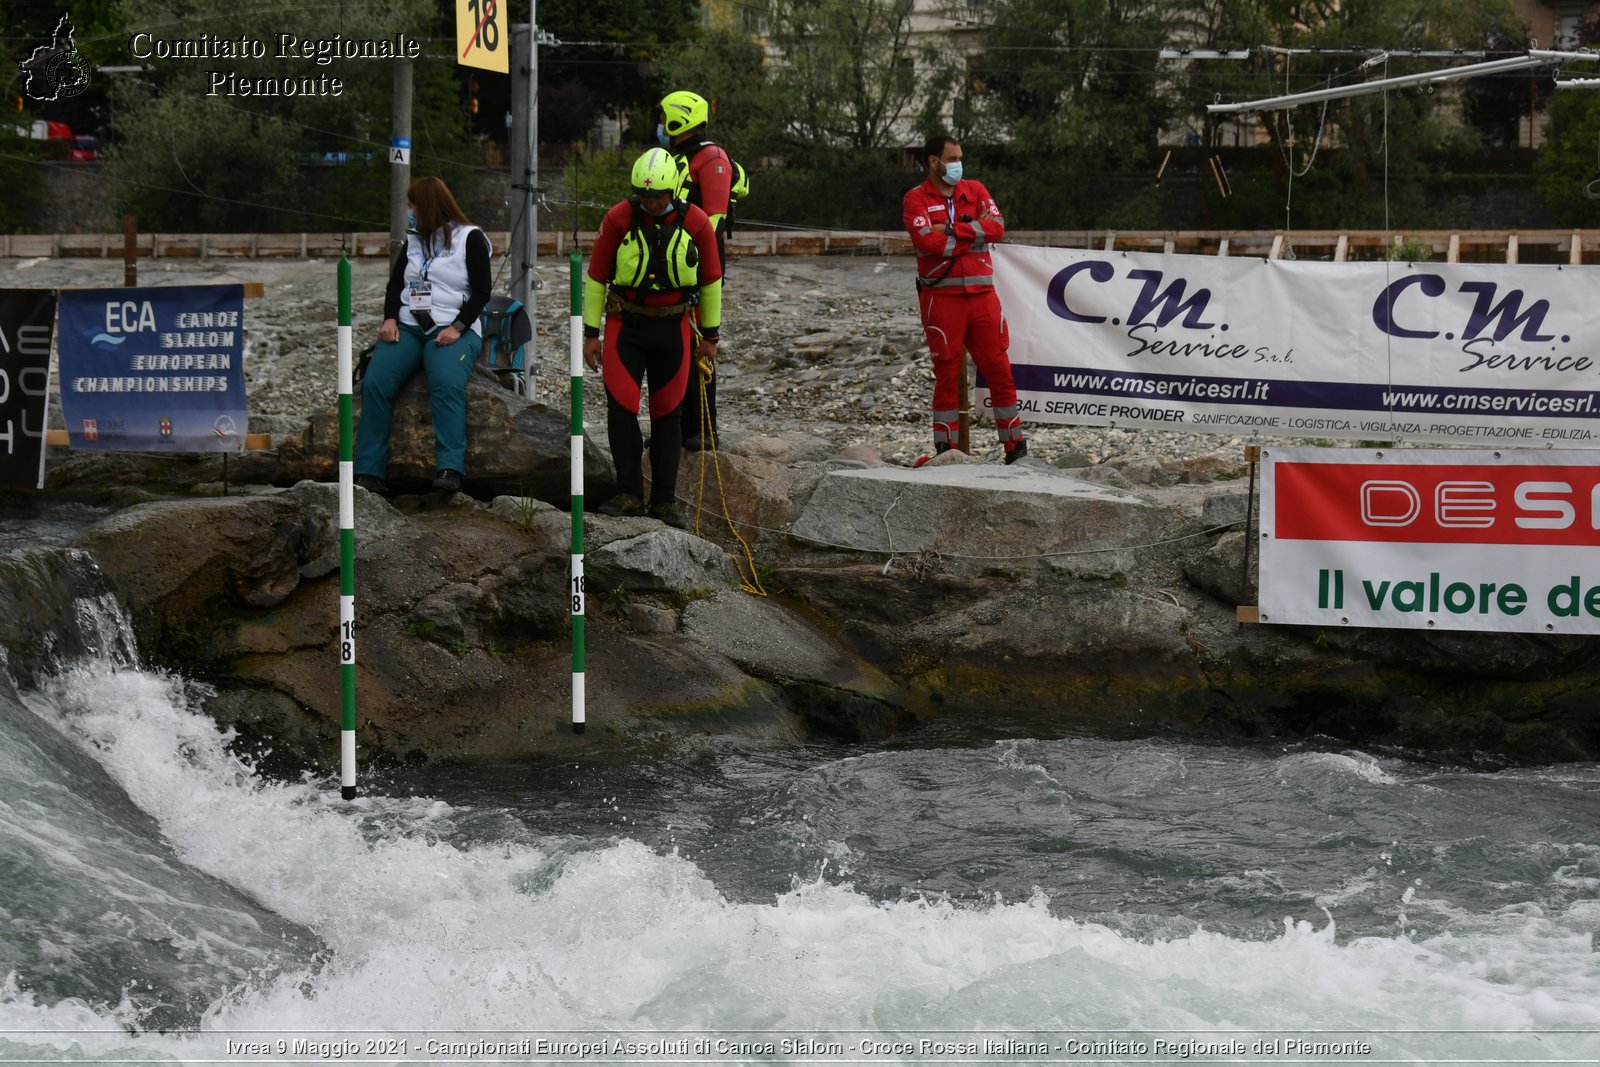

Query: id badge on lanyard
left=410, top=239, right=435, bottom=313
left=409, top=279, right=433, bottom=313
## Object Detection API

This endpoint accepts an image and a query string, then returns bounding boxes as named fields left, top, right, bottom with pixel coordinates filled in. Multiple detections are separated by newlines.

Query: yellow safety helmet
left=659, top=90, right=709, bottom=137
left=631, top=147, right=680, bottom=194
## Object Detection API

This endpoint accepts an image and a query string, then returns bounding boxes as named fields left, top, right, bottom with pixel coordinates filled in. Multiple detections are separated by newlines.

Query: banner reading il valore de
left=1260, top=448, right=1600, bottom=635
left=57, top=285, right=246, bottom=452
left=988, top=245, right=1600, bottom=448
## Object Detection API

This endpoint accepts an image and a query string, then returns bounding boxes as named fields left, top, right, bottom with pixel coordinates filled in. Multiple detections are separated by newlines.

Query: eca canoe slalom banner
left=0, top=289, right=56, bottom=488
left=989, top=244, right=1600, bottom=448
left=57, top=285, right=246, bottom=452
left=1260, top=448, right=1600, bottom=635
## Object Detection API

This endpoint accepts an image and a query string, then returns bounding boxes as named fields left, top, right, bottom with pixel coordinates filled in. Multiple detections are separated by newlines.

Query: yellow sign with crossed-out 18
left=457, top=0, right=508, bottom=74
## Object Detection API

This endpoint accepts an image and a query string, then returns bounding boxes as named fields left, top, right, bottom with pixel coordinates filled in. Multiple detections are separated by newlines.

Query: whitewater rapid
left=2, top=658, right=1596, bottom=1064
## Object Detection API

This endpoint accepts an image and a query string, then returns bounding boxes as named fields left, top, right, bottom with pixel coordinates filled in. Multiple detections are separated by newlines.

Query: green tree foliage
left=600, top=0, right=1560, bottom=230
left=1460, top=28, right=1552, bottom=148
left=1534, top=91, right=1600, bottom=225
left=4, top=0, right=124, bottom=132
left=649, top=0, right=1551, bottom=231
left=656, top=28, right=789, bottom=159
left=1179, top=2, right=1525, bottom=182
left=1, top=0, right=125, bottom=231
left=966, top=0, right=1184, bottom=226
left=1534, top=16, right=1600, bottom=226
left=0, top=126, right=46, bottom=234
left=9, top=0, right=1560, bottom=234
left=113, top=92, right=305, bottom=231
left=561, top=145, right=630, bottom=229
left=650, top=3, right=959, bottom=229
left=536, top=0, right=702, bottom=142
left=108, top=0, right=471, bottom=232
left=761, top=0, right=959, bottom=151
left=972, top=0, right=1173, bottom=155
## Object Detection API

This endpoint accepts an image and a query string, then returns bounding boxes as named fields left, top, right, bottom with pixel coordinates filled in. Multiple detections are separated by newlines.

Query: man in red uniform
left=582, top=148, right=723, bottom=528
left=659, top=89, right=736, bottom=451
left=902, top=133, right=1027, bottom=464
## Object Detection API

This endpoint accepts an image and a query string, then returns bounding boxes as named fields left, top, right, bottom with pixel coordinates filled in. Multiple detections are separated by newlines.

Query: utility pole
left=527, top=9, right=540, bottom=339
left=510, top=22, right=531, bottom=305
left=508, top=5, right=543, bottom=398
left=390, top=57, right=413, bottom=250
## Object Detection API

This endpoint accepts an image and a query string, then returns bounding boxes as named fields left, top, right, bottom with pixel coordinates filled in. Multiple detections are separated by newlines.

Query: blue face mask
left=942, top=160, right=964, bottom=184
left=406, top=209, right=417, bottom=231
left=656, top=123, right=671, bottom=148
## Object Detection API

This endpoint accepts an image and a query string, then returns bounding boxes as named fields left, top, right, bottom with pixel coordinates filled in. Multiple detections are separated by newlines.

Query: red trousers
left=917, top=287, right=1024, bottom=452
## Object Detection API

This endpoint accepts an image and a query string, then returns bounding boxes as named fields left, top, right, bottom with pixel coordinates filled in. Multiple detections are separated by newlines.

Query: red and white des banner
left=1260, top=448, right=1600, bottom=634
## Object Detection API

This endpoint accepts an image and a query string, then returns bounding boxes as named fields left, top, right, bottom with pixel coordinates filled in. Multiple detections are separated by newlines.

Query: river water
left=1, top=601, right=1597, bottom=1064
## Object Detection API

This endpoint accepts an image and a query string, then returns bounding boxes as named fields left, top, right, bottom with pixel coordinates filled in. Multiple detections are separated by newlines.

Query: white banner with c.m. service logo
left=1260, top=447, right=1600, bottom=634
left=989, top=244, right=1600, bottom=448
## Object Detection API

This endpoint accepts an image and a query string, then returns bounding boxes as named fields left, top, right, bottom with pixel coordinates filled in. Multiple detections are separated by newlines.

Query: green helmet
left=659, top=90, right=709, bottom=137
left=631, top=148, right=679, bottom=194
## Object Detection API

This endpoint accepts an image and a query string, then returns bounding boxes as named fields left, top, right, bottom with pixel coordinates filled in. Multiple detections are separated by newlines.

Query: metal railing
left=6, top=228, right=1598, bottom=264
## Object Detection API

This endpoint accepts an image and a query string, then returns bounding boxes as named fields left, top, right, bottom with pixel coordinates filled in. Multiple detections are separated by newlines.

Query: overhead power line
left=1208, top=50, right=1600, bottom=113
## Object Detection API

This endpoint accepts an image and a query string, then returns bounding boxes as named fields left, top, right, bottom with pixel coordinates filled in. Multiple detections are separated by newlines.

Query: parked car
left=10, top=119, right=97, bottom=161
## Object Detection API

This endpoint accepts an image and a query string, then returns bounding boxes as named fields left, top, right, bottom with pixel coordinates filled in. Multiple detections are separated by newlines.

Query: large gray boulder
left=276, top=368, right=614, bottom=503
left=0, top=545, right=132, bottom=687
left=680, top=591, right=911, bottom=739
left=590, top=527, right=737, bottom=593
left=667, top=448, right=801, bottom=542
left=37, top=424, right=1600, bottom=767
left=789, top=463, right=1186, bottom=577
left=57, top=478, right=909, bottom=763
left=39, top=372, right=609, bottom=505
left=72, top=493, right=336, bottom=666
left=42, top=447, right=280, bottom=495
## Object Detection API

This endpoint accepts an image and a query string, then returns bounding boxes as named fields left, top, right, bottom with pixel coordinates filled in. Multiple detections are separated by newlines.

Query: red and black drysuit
left=670, top=133, right=735, bottom=448
left=584, top=197, right=723, bottom=507
left=902, top=176, right=1025, bottom=456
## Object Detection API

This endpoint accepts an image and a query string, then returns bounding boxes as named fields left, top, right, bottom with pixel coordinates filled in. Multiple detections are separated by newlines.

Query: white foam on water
left=4, top=662, right=1597, bottom=1063
left=1275, top=750, right=1402, bottom=786
left=990, top=740, right=1063, bottom=785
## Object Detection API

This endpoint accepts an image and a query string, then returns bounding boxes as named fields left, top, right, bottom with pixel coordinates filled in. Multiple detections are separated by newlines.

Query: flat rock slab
left=682, top=590, right=891, bottom=693
left=590, top=527, right=736, bottom=593
left=790, top=464, right=1182, bottom=573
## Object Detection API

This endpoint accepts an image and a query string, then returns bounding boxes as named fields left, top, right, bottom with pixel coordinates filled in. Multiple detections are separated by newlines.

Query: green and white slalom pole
left=337, top=253, right=358, bottom=798
left=569, top=248, right=586, bottom=734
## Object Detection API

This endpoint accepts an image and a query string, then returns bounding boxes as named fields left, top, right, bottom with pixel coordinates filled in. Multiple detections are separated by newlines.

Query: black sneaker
left=432, top=468, right=464, bottom=493
left=354, top=474, right=389, bottom=495
left=1003, top=441, right=1029, bottom=465
left=648, top=501, right=689, bottom=529
left=682, top=433, right=715, bottom=452
left=595, top=492, right=645, bottom=517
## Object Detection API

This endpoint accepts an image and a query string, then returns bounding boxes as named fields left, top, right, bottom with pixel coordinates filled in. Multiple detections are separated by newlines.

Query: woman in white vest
left=355, top=176, right=492, bottom=495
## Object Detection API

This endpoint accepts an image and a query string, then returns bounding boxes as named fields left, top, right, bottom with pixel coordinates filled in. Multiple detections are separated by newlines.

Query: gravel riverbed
left=4, top=251, right=1294, bottom=475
